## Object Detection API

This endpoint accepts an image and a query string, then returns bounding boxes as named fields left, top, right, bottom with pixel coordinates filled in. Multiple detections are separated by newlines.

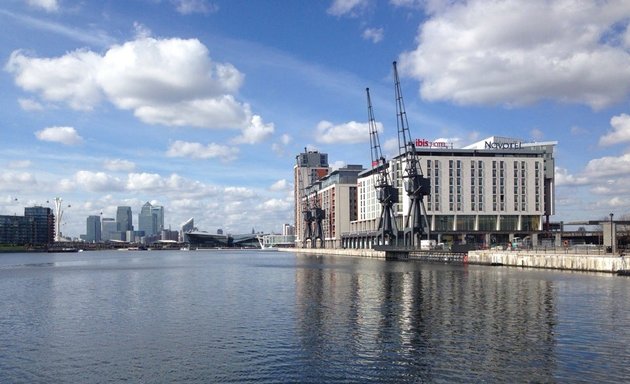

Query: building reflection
left=294, top=255, right=557, bottom=381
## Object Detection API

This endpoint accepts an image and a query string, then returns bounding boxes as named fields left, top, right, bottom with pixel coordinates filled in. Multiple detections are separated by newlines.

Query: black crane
left=310, top=186, right=325, bottom=248
left=367, top=87, right=400, bottom=246
left=297, top=154, right=313, bottom=248
left=393, top=61, right=431, bottom=247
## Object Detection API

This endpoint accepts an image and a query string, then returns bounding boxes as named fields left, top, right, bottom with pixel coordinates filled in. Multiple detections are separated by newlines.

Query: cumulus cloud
left=363, top=28, right=384, bottom=43
left=103, top=159, right=136, bottom=172
left=231, top=115, right=275, bottom=144
left=26, top=0, right=59, bottom=12
left=259, top=198, right=291, bottom=211
left=600, top=113, right=630, bottom=146
left=269, top=179, right=289, bottom=192
left=35, top=126, right=83, bottom=145
left=60, top=171, right=125, bottom=192
left=6, top=49, right=103, bottom=110
left=166, top=140, right=239, bottom=162
left=584, top=153, right=630, bottom=178
left=398, top=0, right=630, bottom=109
left=555, top=167, right=589, bottom=186
left=173, top=0, right=218, bottom=14
left=315, top=120, right=379, bottom=144
left=0, top=172, right=37, bottom=191
left=6, top=37, right=270, bottom=132
left=327, top=0, right=369, bottom=16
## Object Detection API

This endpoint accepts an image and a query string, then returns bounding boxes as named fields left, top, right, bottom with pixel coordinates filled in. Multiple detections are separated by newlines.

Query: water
left=0, top=250, right=628, bottom=383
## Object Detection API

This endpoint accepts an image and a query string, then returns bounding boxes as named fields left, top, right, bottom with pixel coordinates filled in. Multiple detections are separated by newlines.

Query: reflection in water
left=295, top=255, right=560, bottom=382
left=0, top=251, right=627, bottom=383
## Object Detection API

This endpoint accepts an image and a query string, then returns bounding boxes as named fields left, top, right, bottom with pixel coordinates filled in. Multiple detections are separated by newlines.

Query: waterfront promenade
left=281, top=247, right=628, bottom=274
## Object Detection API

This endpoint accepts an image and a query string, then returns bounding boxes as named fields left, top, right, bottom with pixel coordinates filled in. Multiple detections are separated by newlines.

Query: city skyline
left=3, top=1, right=630, bottom=237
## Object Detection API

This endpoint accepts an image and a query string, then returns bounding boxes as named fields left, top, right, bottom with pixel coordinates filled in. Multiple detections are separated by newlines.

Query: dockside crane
left=297, top=156, right=313, bottom=248
left=393, top=61, right=431, bottom=247
left=367, top=87, right=399, bottom=246
left=310, top=187, right=325, bottom=248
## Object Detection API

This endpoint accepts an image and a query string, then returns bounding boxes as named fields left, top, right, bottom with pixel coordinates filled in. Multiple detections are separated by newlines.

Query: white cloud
left=26, top=0, right=59, bottom=12
left=173, top=0, right=218, bottom=14
left=61, top=171, right=125, bottom=192
left=7, top=49, right=103, bottom=110
left=327, top=0, right=369, bottom=16
left=259, top=198, right=291, bottom=211
left=35, top=126, right=83, bottom=145
left=399, top=0, right=630, bottom=109
left=530, top=128, right=544, bottom=141
left=18, top=98, right=44, bottom=111
left=269, top=179, right=289, bottom=192
left=103, top=159, right=136, bottom=172
left=231, top=115, right=275, bottom=144
left=133, top=22, right=152, bottom=39
left=584, top=153, right=630, bottom=178
left=555, top=167, right=589, bottom=186
left=600, top=113, right=630, bottom=146
left=315, top=120, right=379, bottom=144
left=126, top=173, right=165, bottom=191
left=363, top=28, right=384, bottom=43
left=6, top=37, right=268, bottom=130
left=166, top=140, right=239, bottom=162
left=0, top=172, right=37, bottom=191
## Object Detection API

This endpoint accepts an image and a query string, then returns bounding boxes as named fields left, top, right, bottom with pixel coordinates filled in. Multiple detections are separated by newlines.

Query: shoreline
left=279, top=247, right=629, bottom=274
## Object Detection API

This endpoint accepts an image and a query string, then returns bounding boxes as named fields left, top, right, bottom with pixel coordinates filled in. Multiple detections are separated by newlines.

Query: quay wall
left=277, top=247, right=385, bottom=259
left=468, top=250, right=627, bottom=273
left=280, top=248, right=629, bottom=273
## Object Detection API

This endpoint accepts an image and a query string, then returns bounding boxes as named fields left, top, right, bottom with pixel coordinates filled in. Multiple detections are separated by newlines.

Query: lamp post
left=610, top=213, right=614, bottom=254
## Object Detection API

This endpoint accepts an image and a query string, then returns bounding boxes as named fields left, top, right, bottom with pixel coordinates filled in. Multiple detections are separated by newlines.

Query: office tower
left=139, top=202, right=157, bottom=236
left=101, top=217, right=116, bottom=241
left=86, top=215, right=101, bottom=242
left=24, top=206, right=55, bottom=244
left=116, top=206, right=132, bottom=232
left=152, top=205, right=164, bottom=233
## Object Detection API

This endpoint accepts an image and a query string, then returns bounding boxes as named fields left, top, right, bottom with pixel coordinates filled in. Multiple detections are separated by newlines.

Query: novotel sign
left=484, top=141, right=523, bottom=149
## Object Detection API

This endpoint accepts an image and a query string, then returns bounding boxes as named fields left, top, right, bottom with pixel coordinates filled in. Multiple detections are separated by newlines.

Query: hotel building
left=294, top=136, right=557, bottom=250
left=344, top=136, right=557, bottom=248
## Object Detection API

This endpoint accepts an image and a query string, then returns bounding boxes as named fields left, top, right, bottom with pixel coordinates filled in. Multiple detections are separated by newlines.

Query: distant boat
left=47, top=247, right=79, bottom=253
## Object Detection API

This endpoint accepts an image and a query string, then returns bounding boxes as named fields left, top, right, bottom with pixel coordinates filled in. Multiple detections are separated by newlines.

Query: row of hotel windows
left=358, top=158, right=545, bottom=220
left=425, top=159, right=543, bottom=213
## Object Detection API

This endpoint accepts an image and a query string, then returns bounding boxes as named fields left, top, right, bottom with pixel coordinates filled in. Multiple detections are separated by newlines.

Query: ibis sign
left=415, top=139, right=448, bottom=148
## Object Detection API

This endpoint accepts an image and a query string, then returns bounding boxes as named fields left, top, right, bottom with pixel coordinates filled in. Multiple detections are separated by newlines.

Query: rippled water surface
left=0, top=250, right=628, bottom=383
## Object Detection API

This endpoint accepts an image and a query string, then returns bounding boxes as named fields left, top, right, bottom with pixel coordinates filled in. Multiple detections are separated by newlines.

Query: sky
left=2, top=0, right=630, bottom=238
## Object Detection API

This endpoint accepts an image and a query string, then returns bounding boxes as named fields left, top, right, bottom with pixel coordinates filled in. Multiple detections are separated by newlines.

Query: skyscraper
left=101, top=217, right=116, bottom=241
left=151, top=205, right=164, bottom=233
left=116, top=206, right=133, bottom=232
left=86, top=215, right=101, bottom=242
left=138, top=202, right=156, bottom=236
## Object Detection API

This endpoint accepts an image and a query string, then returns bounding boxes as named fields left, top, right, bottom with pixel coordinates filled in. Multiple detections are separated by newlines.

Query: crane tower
left=393, top=61, right=431, bottom=247
left=367, top=88, right=399, bottom=246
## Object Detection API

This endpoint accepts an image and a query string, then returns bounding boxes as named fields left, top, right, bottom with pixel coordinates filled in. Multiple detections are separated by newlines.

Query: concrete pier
left=281, top=248, right=629, bottom=274
left=468, top=250, right=628, bottom=273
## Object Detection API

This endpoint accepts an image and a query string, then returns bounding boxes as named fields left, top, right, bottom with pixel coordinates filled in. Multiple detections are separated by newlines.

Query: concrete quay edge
left=278, top=248, right=630, bottom=274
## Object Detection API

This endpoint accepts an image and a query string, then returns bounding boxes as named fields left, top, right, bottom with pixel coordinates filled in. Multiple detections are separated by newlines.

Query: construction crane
left=393, top=61, right=431, bottom=247
left=297, top=154, right=313, bottom=248
left=367, top=87, right=399, bottom=246
left=309, top=186, right=325, bottom=248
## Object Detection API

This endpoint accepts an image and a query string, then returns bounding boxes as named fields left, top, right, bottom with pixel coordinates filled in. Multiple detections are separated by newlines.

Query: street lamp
left=610, top=213, right=614, bottom=254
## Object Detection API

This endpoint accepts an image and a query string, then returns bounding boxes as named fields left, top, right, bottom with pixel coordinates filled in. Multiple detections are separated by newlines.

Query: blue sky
left=2, top=0, right=630, bottom=238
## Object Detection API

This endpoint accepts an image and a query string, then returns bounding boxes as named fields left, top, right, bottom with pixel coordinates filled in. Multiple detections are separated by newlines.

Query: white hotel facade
left=295, top=137, right=557, bottom=249
left=344, top=136, right=557, bottom=249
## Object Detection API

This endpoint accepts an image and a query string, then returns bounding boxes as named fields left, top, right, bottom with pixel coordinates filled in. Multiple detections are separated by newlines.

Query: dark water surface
left=0, top=250, right=628, bottom=383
